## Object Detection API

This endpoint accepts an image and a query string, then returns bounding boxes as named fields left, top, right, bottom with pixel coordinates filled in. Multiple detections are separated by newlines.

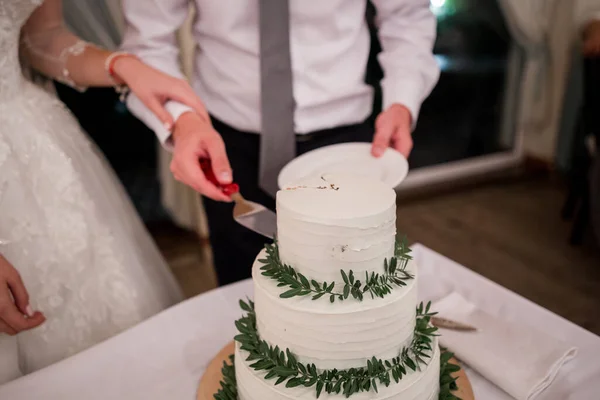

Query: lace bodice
left=0, top=0, right=42, bottom=100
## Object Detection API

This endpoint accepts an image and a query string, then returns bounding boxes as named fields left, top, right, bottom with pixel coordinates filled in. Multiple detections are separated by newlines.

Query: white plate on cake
left=278, top=142, right=409, bottom=189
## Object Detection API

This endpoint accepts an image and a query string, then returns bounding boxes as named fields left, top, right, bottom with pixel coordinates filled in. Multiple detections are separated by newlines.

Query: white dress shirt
left=121, top=0, right=440, bottom=145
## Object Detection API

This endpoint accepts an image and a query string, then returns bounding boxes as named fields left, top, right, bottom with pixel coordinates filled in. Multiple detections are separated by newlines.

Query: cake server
left=200, top=159, right=276, bottom=239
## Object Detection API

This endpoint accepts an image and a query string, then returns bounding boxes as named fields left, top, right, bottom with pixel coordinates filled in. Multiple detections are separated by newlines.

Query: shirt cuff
left=165, top=101, right=194, bottom=125
left=381, top=79, right=423, bottom=131
left=126, top=94, right=174, bottom=150
left=164, top=102, right=194, bottom=148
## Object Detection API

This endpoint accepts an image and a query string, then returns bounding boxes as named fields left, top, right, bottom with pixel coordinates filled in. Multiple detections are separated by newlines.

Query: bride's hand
left=0, top=254, right=45, bottom=335
left=111, top=56, right=209, bottom=131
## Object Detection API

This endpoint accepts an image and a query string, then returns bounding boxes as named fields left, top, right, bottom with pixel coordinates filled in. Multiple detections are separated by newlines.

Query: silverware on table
left=431, top=316, right=478, bottom=332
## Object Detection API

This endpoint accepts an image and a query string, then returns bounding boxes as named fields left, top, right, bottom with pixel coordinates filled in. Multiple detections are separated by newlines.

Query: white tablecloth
left=1, top=244, right=598, bottom=400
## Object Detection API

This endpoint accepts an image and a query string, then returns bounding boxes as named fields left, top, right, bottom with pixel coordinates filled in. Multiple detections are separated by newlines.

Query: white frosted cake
left=217, top=174, right=444, bottom=400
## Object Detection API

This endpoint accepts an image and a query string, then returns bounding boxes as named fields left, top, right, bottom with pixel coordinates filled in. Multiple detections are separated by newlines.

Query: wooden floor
left=396, top=176, right=600, bottom=335
left=150, top=222, right=217, bottom=299
left=151, top=175, right=600, bottom=335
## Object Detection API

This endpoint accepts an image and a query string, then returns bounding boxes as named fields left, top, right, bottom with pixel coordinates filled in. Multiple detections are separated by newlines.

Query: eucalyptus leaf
left=220, top=300, right=455, bottom=399
left=258, top=239, right=413, bottom=304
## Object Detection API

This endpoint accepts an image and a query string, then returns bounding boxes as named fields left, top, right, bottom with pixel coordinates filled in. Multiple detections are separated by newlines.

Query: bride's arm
left=20, top=0, right=116, bottom=89
left=20, top=0, right=207, bottom=128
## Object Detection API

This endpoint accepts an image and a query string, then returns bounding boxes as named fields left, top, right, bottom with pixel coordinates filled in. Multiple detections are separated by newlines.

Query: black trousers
left=584, top=57, right=600, bottom=245
left=583, top=58, right=600, bottom=137
left=204, top=117, right=374, bottom=286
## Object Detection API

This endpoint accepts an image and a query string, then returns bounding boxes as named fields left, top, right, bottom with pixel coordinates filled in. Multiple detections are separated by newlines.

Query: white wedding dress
left=0, top=0, right=183, bottom=384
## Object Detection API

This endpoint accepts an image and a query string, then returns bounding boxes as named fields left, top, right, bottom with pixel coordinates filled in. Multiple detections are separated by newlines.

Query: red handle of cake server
left=199, top=158, right=239, bottom=196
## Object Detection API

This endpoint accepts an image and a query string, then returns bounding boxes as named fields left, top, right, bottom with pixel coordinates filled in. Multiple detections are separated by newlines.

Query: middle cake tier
left=252, top=249, right=418, bottom=370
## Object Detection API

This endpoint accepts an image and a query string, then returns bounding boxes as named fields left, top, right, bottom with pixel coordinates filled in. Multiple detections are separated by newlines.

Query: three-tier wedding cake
left=215, top=174, right=452, bottom=400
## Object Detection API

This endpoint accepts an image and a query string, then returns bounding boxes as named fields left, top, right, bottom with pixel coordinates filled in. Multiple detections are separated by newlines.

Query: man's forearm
left=120, top=0, right=192, bottom=146
left=372, top=0, right=440, bottom=128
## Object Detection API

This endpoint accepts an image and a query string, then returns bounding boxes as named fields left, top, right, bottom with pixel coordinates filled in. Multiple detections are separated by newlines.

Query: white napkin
left=432, top=292, right=577, bottom=400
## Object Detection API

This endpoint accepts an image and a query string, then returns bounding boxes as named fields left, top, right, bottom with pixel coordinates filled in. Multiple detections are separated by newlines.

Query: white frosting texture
left=232, top=174, right=440, bottom=400
left=276, top=174, right=397, bottom=284
left=235, top=341, right=440, bottom=400
left=253, top=250, right=418, bottom=369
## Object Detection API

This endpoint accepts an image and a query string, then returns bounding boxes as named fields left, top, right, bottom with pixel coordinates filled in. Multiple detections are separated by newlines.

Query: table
left=1, top=244, right=598, bottom=400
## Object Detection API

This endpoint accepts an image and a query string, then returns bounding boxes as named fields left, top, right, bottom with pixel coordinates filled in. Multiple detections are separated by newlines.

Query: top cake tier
left=276, top=174, right=396, bottom=283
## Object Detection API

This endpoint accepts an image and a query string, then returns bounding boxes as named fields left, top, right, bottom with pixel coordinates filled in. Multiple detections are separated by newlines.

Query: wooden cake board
left=197, top=341, right=474, bottom=400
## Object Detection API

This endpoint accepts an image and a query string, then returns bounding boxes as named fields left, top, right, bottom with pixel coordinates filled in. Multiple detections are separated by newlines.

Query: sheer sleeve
left=20, top=0, right=96, bottom=91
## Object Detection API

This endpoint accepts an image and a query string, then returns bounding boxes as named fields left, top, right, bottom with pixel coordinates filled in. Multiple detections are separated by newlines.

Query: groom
left=121, top=0, right=439, bottom=286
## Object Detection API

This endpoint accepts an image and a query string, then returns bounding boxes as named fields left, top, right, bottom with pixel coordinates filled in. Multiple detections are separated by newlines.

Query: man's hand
left=170, top=112, right=233, bottom=202
left=583, top=20, right=600, bottom=57
left=0, top=254, right=45, bottom=335
left=371, top=104, right=413, bottom=158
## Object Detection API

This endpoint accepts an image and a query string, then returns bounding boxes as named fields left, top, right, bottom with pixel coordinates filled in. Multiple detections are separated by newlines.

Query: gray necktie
left=258, top=0, right=296, bottom=197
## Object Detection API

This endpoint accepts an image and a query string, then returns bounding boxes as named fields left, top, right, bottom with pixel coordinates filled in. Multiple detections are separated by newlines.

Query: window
left=368, top=0, right=524, bottom=186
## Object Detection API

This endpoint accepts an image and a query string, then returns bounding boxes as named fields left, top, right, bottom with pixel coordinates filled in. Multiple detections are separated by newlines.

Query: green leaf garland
left=214, top=354, right=461, bottom=400
left=259, top=238, right=414, bottom=303
left=214, top=300, right=461, bottom=400
left=215, top=299, right=452, bottom=399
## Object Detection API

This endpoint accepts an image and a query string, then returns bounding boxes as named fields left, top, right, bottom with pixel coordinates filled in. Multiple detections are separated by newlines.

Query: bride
left=0, top=0, right=208, bottom=383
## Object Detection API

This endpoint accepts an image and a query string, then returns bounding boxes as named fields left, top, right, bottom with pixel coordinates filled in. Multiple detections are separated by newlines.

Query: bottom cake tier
left=234, top=342, right=440, bottom=400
